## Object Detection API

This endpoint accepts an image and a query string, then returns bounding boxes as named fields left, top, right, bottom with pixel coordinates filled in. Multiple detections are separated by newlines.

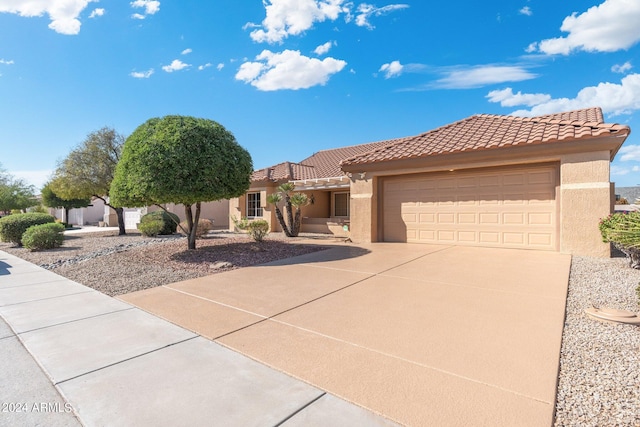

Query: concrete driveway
left=120, top=243, right=571, bottom=426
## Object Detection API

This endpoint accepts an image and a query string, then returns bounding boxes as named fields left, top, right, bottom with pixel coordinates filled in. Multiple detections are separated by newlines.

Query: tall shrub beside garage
left=600, top=212, right=640, bottom=269
left=110, top=116, right=253, bottom=250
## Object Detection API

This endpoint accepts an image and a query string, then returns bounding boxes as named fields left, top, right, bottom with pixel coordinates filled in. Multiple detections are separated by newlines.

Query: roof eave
left=341, top=133, right=629, bottom=174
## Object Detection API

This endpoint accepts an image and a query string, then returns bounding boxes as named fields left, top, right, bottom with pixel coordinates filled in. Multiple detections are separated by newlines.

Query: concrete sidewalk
left=0, top=250, right=398, bottom=426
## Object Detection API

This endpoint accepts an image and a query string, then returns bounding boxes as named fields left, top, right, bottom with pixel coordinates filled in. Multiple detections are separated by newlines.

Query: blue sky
left=1, top=0, right=640, bottom=190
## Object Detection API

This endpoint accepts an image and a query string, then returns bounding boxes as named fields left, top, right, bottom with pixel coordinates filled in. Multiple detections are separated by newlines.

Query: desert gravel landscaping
left=1, top=231, right=639, bottom=425
left=0, top=230, right=330, bottom=296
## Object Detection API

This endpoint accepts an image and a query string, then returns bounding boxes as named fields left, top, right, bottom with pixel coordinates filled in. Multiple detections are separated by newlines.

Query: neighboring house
left=147, top=201, right=230, bottom=229
left=230, top=107, right=630, bottom=257
left=49, top=198, right=106, bottom=226
left=615, top=186, right=640, bottom=204
left=103, top=201, right=230, bottom=230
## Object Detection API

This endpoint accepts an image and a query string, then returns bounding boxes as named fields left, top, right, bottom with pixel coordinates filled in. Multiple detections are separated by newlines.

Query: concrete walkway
left=120, top=243, right=572, bottom=426
left=0, top=251, right=398, bottom=426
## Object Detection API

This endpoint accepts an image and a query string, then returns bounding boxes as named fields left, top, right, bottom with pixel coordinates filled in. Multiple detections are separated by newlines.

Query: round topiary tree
left=110, top=116, right=253, bottom=250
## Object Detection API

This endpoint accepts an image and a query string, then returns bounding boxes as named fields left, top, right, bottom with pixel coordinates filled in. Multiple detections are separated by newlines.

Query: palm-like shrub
left=267, top=183, right=309, bottom=237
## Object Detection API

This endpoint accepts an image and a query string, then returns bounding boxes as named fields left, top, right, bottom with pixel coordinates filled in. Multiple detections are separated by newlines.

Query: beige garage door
left=382, top=165, right=558, bottom=250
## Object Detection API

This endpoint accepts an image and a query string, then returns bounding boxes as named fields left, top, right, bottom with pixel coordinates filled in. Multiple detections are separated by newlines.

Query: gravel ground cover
left=2, top=231, right=639, bottom=424
left=0, top=230, right=330, bottom=296
left=554, top=255, right=640, bottom=426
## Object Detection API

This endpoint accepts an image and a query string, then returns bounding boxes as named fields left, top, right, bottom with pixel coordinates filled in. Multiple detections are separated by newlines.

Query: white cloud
left=0, top=59, right=14, bottom=65
left=612, top=61, right=633, bottom=74
left=530, top=0, right=640, bottom=55
left=130, top=0, right=160, bottom=19
left=181, top=48, right=192, bottom=55
left=314, top=41, right=333, bottom=55
left=435, top=65, right=537, bottom=89
left=519, top=6, right=532, bottom=16
left=130, top=69, right=154, bottom=78
left=197, top=63, right=212, bottom=71
left=88, top=8, right=104, bottom=18
left=355, top=3, right=409, bottom=29
left=379, top=60, right=403, bottom=78
left=487, top=88, right=552, bottom=107
left=611, top=164, right=640, bottom=177
left=162, top=59, right=190, bottom=72
left=235, top=49, right=346, bottom=91
left=0, top=0, right=96, bottom=35
left=216, top=63, right=225, bottom=71
left=619, top=145, right=640, bottom=162
left=511, top=73, right=640, bottom=117
left=248, top=0, right=350, bottom=43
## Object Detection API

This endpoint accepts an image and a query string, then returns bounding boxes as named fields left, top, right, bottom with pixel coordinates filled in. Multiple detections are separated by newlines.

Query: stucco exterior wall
left=559, top=151, right=612, bottom=257
left=230, top=185, right=280, bottom=232
left=348, top=176, right=378, bottom=242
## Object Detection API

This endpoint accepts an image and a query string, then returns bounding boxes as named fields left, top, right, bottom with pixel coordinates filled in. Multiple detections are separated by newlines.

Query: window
left=247, top=192, right=263, bottom=218
left=333, top=192, right=350, bottom=217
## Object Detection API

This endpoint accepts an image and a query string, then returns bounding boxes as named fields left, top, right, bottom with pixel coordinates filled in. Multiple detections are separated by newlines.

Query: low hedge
left=0, top=213, right=56, bottom=246
left=22, top=222, right=66, bottom=251
left=140, top=210, right=180, bottom=235
left=138, top=220, right=165, bottom=237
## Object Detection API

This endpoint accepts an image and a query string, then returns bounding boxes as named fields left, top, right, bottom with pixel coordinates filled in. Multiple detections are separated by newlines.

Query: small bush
left=22, top=223, right=65, bottom=251
left=231, top=215, right=250, bottom=232
left=0, top=213, right=56, bottom=245
left=29, top=205, right=48, bottom=214
left=179, top=218, right=214, bottom=238
left=247, top=220, right=269, bottom=242
left=140, top=210, right=180, bottom=235
left=138, top=220, right=165, bottom=237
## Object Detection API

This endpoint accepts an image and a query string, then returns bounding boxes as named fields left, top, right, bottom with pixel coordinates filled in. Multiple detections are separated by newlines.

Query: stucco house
left=229, top=107, right=630, bottom=257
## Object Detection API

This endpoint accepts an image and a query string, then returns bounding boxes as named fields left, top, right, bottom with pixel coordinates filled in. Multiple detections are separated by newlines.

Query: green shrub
left=140, top=210, right=180, bottom=235
left=138, top=219, right=165, bottom=237
left=247, top=220, right=269, bottom=242
left=230, top=215, right=250, bottom=232
left=29, top=205, right=48, bottom=214
left=179, top=218, right=213, bottom=238
left=600, top=212, right=640, bottom=269
left=235, top=218, right=270, bottom=242
left=0, top=213, right=56, bottom=245
left=22, top=223, right=65, bottom=251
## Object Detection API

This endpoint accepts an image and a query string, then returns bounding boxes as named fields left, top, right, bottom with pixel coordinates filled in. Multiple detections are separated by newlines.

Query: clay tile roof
left=299, top=140, right=394, bottom=178
left=251, top=140, right=393, bottom=183
left=251, top=162, right=316, bottom=182
left=340, top=107, right=630, bottom=167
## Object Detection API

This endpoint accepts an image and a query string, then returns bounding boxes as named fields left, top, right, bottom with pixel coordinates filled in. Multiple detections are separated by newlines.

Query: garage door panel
left=528, top=170, right=554, bottom=185
left=457, top=231, right=477, bottom=243
left=479, top=232, right=500, bottom=244
left=438, top=213, right=455, bottom=224
left=479, top=213, right=499, bottom=224
left=503, top=173, right=525, bottom=186
left=383, top=165, right=557, bottom=250
left=458, top=213, right=476, bottom=224
left=529, top=212, right=553, bottom=226
left=478, top=176, right=500, bottom=187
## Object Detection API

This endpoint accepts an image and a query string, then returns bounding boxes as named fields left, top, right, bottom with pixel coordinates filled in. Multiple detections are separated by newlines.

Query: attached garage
left=381, top=164, right=558, bottom=250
